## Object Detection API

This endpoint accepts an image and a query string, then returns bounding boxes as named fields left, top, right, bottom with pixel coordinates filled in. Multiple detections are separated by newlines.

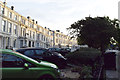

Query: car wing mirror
left=24, top=63, right=29, bottom=69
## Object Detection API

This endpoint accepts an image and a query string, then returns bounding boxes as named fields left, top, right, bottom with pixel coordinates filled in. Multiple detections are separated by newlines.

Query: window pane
left=9, top=12, right=12, bottom=18
left=2, top=20, right=6, bottom=32
left=14, top=25, right=17, bottom=34
left=8, top=23, right=12, bottom=33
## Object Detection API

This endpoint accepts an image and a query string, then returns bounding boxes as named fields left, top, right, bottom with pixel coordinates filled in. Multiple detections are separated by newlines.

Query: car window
left=35, top=50, right=45, bottom=55
left=2, top=54, right=24, bottom=67
left=49, top=48, right=59, bottom=51
left=56, top=48, right=60, bottom=51
left=44, top=51, right=52, bottom=56
left=16, top=49, right=25, bottom=54
left=2, top=53, right=36, bottom=68
left=51, top=48, right=55, bottom=51
left=53, top=48, right=55, bottom=50
left=24, top=50, right=34, bottom=57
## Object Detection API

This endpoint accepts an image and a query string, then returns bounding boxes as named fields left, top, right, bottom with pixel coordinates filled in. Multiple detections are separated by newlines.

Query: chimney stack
left=32, top=19, right=34, bottom=22
left=36, top=21, right=38, bottom=24
left=27, top=16, right=30, bottom=19
left=56, top=30, right=60, bottom=32
left=11, top=6, right=14, bottom=10
left=3, top=2, right=7, bottom=5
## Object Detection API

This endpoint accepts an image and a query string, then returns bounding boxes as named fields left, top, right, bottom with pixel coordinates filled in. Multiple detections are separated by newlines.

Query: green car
left=0, top=49, right=60, bottom=80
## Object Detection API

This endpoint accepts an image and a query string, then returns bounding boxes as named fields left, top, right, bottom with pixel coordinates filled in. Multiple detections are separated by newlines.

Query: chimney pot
left=32, top=19, right=34, bottom=22
left=27, top=16, right=30, bottom=19
left=3, top=2, right=6, bottom=5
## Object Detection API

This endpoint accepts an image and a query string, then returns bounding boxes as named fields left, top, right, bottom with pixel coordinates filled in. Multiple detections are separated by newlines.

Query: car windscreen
left=16, top=49, right=25, bottom=54
left=24, top=50, right=34, bottom=57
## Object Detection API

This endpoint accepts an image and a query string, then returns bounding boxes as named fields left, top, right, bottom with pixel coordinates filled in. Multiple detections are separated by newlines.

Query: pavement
left=60, top=64, right=80, bottom=79
left=60, top=69, right=80, bottom=78
left=106, top=70, right=119, bottom=80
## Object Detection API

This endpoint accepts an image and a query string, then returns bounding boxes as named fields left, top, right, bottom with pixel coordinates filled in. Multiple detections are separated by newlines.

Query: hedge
left=65, top=47, right=101, bottom=65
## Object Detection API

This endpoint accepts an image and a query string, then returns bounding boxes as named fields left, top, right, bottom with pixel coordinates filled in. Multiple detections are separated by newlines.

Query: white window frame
left=2, top=20, right=6, bottom=32
left=8, top=22, right=12, bottom=33
left=9, top=12, right=12, bottom=18
left=14, top=25, right=17, bottom=35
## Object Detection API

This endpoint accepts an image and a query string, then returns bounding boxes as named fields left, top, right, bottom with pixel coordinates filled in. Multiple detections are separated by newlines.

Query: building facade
left=0, top=1, right=77, bottom=49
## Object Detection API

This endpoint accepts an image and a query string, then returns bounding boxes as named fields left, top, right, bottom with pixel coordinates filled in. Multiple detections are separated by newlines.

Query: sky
left=2, top=0, right=120, bottom=35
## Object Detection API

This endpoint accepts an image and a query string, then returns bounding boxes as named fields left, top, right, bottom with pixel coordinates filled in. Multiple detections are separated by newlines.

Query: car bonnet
left=39, top=61, right=58, bottom=69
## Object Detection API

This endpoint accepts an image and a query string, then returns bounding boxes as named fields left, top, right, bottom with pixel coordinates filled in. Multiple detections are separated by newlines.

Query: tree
left=116, top=28, right=120, bottom=49
left=108, top=18, right=120, bottom=50
left=67, top=16, right=117, bottom=53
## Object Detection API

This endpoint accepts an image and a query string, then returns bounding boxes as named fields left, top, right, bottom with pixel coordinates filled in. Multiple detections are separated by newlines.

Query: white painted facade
left=0, top=1, right=77, bottom=49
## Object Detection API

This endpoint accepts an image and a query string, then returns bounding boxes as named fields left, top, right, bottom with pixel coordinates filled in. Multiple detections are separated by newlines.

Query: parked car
left=48, top=48, right=70, bottom=56
left=60, top=48, right=71, bottom=53
left=104, top=50, right=120, bottom=70
left=48, top=48, right=61, bottom=53
left=65, top=48, right=71, bottom=52
left=16, top=48, right=67, bottom=68
left=0, top=49, right=60, bottom=79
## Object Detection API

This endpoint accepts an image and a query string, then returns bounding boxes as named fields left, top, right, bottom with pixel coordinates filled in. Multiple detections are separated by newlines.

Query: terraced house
left=0, top=1, right=77, bottom=49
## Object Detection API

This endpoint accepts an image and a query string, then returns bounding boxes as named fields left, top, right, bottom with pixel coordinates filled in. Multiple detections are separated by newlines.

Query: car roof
left=16, top=47, right=47, bottom=50
left=105, top=50, right=120, bottom=54
left=0, top=49, right=39, bottom=63
left=0, top=49, right=13, bottom=51
left=0, top=49, right=30, bottom=57
left=105, top=50, right=119, bottom=53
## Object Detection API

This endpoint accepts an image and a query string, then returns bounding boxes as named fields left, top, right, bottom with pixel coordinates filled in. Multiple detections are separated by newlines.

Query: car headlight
left=50, top=64, right=58, bottom=69
left=55, top=68, right=60, bottom=73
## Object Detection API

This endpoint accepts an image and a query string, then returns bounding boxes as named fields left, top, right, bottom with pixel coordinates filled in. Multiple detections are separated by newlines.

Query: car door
left=2, top=53, right=25, bottom=78
left=1, top=53, right=39, bottom=79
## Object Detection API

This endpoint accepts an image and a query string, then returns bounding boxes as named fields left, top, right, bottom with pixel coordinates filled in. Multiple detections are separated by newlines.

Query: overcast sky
left=2, top=0, right=120, bottom=35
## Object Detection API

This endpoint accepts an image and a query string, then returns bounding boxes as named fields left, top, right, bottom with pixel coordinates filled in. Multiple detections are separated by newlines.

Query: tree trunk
left=100, top=44, right=106, bottom=79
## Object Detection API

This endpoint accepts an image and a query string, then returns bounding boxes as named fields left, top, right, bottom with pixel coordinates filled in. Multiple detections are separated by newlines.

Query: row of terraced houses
left=0, top=1, right=77, bottom=49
